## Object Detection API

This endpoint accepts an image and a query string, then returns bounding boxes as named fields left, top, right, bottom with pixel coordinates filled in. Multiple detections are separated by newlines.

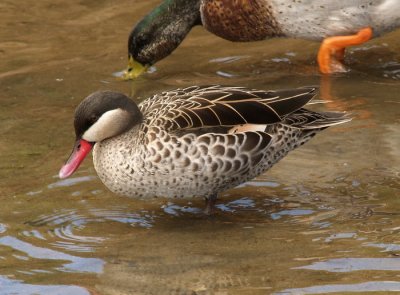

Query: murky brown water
left=1, top=1, right=400, bottom=294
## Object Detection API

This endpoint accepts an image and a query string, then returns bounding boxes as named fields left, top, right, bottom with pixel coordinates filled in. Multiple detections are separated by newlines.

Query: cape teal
left=60, top=86, right=350, bottom=213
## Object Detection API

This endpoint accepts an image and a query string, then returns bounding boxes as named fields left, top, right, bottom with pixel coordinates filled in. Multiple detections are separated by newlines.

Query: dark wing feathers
left=139, top=85, right=318, bottom=131
left=267, top=88, right=317, bottom=117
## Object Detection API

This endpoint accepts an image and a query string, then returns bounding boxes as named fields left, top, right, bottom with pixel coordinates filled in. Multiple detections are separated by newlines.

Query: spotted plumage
left=200, top=0, right=400, bottom=41
left=60, top=86, right=350, bottom=213
left=200, top=0, right=282, bottom=41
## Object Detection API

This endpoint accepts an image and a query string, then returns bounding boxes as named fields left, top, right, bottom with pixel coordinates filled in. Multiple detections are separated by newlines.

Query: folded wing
left=140, top=85, right=318, bottom=131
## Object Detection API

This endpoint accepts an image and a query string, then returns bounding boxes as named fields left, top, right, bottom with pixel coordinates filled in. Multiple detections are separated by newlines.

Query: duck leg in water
left=204, top=194, right=218, bottom=215
left=318, top=27, right=373, bottom=74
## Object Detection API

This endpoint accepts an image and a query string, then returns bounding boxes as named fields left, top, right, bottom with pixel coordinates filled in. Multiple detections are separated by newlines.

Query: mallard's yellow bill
left=113, top=56, right=148, bottom=80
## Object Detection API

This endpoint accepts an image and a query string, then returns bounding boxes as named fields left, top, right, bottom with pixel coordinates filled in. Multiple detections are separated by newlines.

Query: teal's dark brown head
left=123, top=0, right=202, bottom=80
left=59, top=91, right=142, bottom=178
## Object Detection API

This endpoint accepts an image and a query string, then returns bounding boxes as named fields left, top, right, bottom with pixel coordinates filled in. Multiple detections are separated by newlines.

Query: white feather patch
left=229, top=124, right=266, bottom=134
left=82, top=109, right=131, bottom=142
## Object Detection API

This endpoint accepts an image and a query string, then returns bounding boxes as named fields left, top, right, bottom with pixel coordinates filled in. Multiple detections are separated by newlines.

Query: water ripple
left=89, top=207, right=154, bottom=227
left=29, top=210, right=85, bottom=226
left=0, top=236, right=104, bottom=273
left=295, top=257, right=400, bottom=272
left=47, top=176, right=97, bottom=189
left=0, top=223, right=7, bottom=234
left=26, top=210, right=104, bottom=253
left=27, top=207, right=154, bottom=253
left=382, top=61, right=400, bottom=80
left=161, top=203, right=202, bottom=216
left=237, top=180, right=281, bottom=188
left=217, top=197, right=256, bottom=213
left=366, top=243, right=400, bottom=252
left=28, top=206, right=154, bottom=247
left=51, top=223, right=105, bottom=253
left=276, top=281, right=400, bottom=294
left=271, top=209, right=314, bottom=220
left=209, top=55, right=250, bottom=64
left=21, top=230, right=46, bottom=240
left=0, top=275, right=90, bottom=295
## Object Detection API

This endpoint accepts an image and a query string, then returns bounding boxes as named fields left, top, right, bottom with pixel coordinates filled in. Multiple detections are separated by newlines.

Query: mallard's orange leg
left=318, top=27, right=373, bottom=74
left=334, top=47, right=346, bottom=63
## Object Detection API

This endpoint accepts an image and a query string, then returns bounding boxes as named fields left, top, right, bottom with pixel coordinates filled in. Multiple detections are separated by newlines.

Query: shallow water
left=1, top=0, right=400, bottom=294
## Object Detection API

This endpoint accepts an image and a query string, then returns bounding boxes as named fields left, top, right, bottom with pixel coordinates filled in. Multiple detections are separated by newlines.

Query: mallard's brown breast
left=200, top=0, right=282, bottom=41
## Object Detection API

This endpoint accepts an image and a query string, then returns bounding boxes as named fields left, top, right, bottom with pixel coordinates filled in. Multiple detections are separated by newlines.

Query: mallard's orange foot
left=317, top=27, right=373, bottom=74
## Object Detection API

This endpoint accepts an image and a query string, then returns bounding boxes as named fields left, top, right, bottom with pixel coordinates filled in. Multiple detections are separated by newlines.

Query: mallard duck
left=123, top=0, right=400, bottom=78
left=59, top=85, right=350, bottom=213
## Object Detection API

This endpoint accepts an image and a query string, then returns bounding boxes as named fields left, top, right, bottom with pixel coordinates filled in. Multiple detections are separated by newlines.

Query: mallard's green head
left=123, top=0, right=202, bottom=80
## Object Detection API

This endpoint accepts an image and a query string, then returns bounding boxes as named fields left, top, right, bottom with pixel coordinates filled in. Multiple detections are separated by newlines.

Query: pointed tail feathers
left=284, top=110, right=352, bottom=129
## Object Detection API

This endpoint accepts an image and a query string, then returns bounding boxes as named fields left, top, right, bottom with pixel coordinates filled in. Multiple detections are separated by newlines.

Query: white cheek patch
left=82, top=109, right=131, bottom=142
